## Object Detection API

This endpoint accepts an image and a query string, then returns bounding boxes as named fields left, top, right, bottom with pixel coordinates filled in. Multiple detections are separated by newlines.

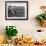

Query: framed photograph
left=5, top=1, right=28, bottom=20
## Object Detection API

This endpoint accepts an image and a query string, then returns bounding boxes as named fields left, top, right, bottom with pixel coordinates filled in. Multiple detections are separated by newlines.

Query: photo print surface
left=8, top=6, right=25, bottom=17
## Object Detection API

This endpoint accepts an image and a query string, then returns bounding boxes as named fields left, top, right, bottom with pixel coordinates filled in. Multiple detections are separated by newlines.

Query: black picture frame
left=5, top=1, right=28, bottom=20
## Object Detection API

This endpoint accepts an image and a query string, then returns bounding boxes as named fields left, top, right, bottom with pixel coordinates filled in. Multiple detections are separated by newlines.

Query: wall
left=0, top=0, right=46, bottom=39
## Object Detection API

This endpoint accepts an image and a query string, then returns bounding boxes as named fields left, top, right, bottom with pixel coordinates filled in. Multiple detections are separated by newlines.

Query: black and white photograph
left=5, top=1, right=28, bottom=20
